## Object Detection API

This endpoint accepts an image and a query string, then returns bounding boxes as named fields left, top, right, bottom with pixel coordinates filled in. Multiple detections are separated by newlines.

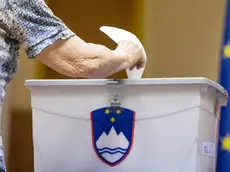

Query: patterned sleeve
left=8, top=0, right=75, bottom=58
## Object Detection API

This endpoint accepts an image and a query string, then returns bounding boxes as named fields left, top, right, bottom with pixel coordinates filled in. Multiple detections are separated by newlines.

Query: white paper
left=100, top=26, right=146, bottom=79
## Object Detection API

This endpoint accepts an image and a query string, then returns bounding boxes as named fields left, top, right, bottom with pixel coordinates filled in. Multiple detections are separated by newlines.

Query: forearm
left=7, top=0, right=133, bottom=78
left=37, top=35, right=118, bottom=78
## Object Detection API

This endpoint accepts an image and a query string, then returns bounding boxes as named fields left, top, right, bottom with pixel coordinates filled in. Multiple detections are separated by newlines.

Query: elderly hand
left=38, top=35, right=146, bottom=79
left=115, top=40, right=146, bottom=70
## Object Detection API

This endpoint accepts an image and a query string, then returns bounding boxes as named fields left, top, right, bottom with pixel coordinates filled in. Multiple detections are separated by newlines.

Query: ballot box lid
left=25, top=77, right=228, bottom=98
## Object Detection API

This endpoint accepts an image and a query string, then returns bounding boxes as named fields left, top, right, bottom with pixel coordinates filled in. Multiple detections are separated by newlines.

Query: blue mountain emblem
left=90, top=107, right=135, bottom=166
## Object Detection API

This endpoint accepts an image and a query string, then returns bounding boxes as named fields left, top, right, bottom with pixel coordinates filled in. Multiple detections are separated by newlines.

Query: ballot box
left=25, top=77, right=228, bottom=172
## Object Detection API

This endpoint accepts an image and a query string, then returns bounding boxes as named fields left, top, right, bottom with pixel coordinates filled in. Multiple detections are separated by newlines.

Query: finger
left=129, top=55, right=146, bottom=70
left=136, top=60, right=145, bottom=69
left=107, top=60, right=131, bottom=76
left=129, top=64, right=136, bottom=71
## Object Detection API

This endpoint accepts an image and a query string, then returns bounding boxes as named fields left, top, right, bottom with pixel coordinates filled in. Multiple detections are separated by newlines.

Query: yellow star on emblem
left=224, top=44, right=230, bottom=58
left=222, top=135, right=230, bottom=152
left=105, top=109, right=110, bottom=115
left=110, top=117, right=116, bottom=123
left=116, top=109, right=121, bottom=115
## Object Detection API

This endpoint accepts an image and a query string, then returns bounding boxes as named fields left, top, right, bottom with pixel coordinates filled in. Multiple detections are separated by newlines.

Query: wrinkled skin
left=38, top=35, right=147, bottom=79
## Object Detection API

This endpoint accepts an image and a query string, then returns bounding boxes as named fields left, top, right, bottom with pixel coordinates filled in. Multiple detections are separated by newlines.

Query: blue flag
left=217, top=0, right=230, bottom=171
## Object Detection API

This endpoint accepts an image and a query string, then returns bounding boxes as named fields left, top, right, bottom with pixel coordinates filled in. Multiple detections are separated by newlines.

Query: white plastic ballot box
left=25, top=77, right=228, bottom=172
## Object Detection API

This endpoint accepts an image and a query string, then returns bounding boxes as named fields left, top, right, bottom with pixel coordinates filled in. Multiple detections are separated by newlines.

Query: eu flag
left=217, top=0, right=230, bottom=171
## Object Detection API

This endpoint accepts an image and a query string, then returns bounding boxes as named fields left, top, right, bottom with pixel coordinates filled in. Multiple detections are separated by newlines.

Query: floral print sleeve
left=8, top=0, right=75, bottom=58
left=0, top=0, right=75, bottom=171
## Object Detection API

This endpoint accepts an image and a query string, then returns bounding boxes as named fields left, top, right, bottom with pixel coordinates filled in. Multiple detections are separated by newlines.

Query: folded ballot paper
left=100, top=26, right=147, bottom=79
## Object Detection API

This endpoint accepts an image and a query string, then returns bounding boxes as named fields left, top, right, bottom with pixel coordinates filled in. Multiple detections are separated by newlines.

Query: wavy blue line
left=100, top=151, right=125, bottom=155
left=97, top=147, right=127, bottom=151
left=99, top=149, right=126, bottom=153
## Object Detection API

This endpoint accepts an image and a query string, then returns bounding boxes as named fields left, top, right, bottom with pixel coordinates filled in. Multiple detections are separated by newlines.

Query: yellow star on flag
left=222, top=135, right=230, bottom=152
left=105, top=109, right=110, bottom=115
left=110, top=117, right=116, bottom=123
left=116, top=109, right=121, bottom=115
left=224, top=44, right=230, bottom=58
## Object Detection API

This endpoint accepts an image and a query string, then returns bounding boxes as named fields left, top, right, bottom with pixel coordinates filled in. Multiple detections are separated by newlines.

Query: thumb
left=106, top=59, right=136, bottom=77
